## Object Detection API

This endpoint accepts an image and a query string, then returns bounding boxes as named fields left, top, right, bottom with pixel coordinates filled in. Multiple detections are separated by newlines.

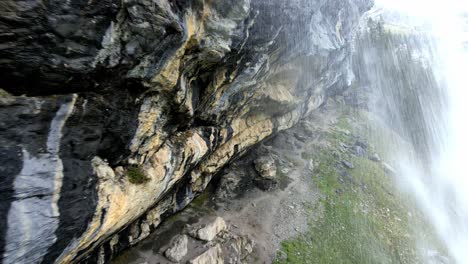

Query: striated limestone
left=0, top=0, right=373, bottom=263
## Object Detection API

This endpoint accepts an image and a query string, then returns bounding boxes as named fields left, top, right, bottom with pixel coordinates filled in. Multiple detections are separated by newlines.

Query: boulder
left=254, top=156, right=277, bottom=179
left=308, top=159, right=315, bottom=171
left=190, top=217, right=227, bottom=242
left=342, top=160, right=355, bottom=169
left=355, top=140, right=369, bottom=149
left=354, top=145, right=366, bottom=157
left=382, top=162, right=397, bottom=175
left=253, top=156, right=279, bottom=191
left=164, top=235, right=188, bottom=263
left=189, top=245, right=224, bottom=264
left=225, top=235, right=254, bottom=264
left=369, top=153, right=381, bottom=162
left=216, top=172, right=243, bottom=199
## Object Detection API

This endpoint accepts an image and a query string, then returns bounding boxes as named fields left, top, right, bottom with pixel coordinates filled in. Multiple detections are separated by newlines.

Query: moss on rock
left=127, top=166, right=149, bottom=185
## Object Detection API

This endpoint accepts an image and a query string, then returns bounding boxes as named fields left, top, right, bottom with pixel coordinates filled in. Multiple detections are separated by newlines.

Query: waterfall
left=362, top=0, right=468, bottom=262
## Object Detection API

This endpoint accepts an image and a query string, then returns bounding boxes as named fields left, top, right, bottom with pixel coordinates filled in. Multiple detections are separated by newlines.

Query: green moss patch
left=0, top=89, right=11, bottom=97
left=127, top=166, right=150, bottom=184
left=275, top=110, right=446, bottom=264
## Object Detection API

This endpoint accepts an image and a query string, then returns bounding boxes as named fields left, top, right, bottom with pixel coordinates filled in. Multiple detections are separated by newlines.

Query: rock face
left=0, top=0, right=372, bottom=263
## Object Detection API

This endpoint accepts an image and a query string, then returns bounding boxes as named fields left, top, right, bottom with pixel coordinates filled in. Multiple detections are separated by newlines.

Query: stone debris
left=164, top=235, right=188, bottom=262
left=308, top=159, right=315, bottom=171
left=216, top=172, right=243, bottom=199
left=355, top=140, right=369, bottom=149
left=342, top=160, right=355, bottom=169
left=254, top=156, right=279, bottom=191
left=254, top=156, right=277, bottom=179
left=189, top=244, right=224, bottom=264
left=369, top=153, right=381, bottom=162
left=225, top=235, right=255, bottom=264
left=190, top=217, right=227, bottom=242
left=354, top=145, right=366, bottom=157
left=382, top=162, right=397, bottom=175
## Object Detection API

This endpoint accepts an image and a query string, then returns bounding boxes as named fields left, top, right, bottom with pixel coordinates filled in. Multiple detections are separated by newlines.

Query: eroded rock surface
left=0, top=0, right=372, bottom=263
left=164, top=235, right=188, bottom=262
left=253, top=156, right=278, bottom=191
left=190, top=217, right=227, bottom=242
left=189, top=245, right=224, bottom=264
left=254, top=156, right=277, bottom=179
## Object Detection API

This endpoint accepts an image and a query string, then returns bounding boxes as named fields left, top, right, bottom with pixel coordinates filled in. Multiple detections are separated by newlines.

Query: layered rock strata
left=0, top=0, right=372, bottom=263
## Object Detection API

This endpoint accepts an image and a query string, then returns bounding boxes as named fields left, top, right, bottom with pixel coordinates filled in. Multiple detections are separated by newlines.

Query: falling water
left=361, top=0, right=468, bottom=262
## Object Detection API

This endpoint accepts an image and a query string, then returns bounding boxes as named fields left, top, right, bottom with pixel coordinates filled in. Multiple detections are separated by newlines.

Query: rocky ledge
left=0, top=0, right=372, bottom=263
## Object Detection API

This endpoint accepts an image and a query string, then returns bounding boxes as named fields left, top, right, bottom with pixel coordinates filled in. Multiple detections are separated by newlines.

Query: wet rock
left=0, top=0, right=373, bottom=262
left=308, top=159, right=315, bottom=171
left=254, top=177, right=279, bottom=191
left=369, top=153, right=381, bottom=162
left=294, top=133, right=308, bottom=143
left=354, top=145, right=366, bottom=157
left=338, top=167, right=351, bottom=178
left=225, top=235, right=255, bottom=264
left=340, top=142, right=349, bottom=149
left=254, top=156, right=277, bottom=179
left=254, top=156, right=279, bottom=191
left=382, top=162, right=397, bottom=175
left=189, top=244, right=224, bottom=264
left=355, top=140, right=369, bottom=150
left=190, top=217, right=227, bottom=242
left=164, top=235, right=188, bottom=263
left=342, top=160, right=355, bottom=169
left=216, top=172, right=242, bottom=199
left=280, top=167, right=291, bottom=174
left=425, top=249, right=450, bottom=264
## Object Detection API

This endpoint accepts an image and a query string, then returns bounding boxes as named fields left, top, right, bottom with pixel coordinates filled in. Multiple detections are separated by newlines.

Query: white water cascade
left=371, top=0, right=468, bottom=263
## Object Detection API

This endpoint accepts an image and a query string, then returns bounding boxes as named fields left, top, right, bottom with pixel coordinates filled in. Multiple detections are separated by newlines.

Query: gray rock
left=189, top=244, right=224, bottom=264
left=216, top=172, right=242, bottom=199
left=308, top=159, right=315, bottom=171
left=254, top=156, right=277, bottom=179
left=164, top=235, right=188, bottom=263
left=382, top=162, right=397, bottom=175
left=254, top=156, right=279, bottom=191
left=294, top=133, right=308, bottom=142
left=225, top=235, right=255, bottom=264
left=342, top=160, right=355, bottom=169
left=355, top=140, right=369, bottom=150
left=369, top=153, right=381, bottom=162
left=0, top=0, right=373, bottom=262
left=190, top=217, right=227, bottom=242
left=354, top=145, right=366, bottom=157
